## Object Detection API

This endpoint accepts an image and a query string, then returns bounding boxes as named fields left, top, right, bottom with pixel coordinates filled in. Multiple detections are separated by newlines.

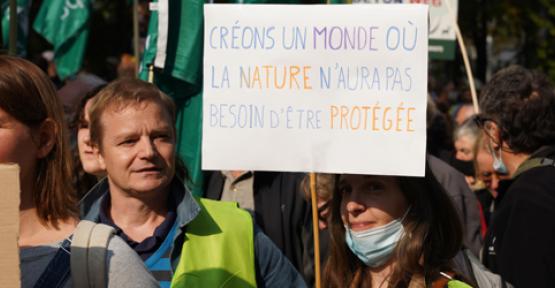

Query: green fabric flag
left=33, top=0, right=91, bottom=80
left=155, top=74, right=204, bottom=196
left=140, top=0, right=204, bottom=197
left=1, top=0, right=30, bottom=56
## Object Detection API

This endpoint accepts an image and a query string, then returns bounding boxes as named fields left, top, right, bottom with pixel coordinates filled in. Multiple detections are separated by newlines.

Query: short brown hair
left=0, top=56, right=78, bottom=223
left=88, top=78, right=176, bottom=149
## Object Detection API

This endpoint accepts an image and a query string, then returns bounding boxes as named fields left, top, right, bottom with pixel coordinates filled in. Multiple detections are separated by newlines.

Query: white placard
left=351, top=0, right=457, bottom=42
left=425, top=0, right=457, bottom=42
left=203, top=4, right=428, bottom=176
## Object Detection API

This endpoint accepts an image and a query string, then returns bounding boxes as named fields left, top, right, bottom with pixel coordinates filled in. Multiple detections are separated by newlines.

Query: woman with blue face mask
left=323, top=167, right=473, bottom=288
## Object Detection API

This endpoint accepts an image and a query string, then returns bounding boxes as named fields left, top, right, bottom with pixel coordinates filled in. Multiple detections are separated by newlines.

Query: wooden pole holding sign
left=310, top=173, right=321, bottom=288
left=203, top=5, right=429, bottom=287
left=148, top=64, right=154, bottom=83
left=444, top=0, right=480, bottom=113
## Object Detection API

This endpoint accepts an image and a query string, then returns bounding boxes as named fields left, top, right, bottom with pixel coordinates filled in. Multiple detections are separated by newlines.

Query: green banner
left=33, top=0, right=91, bottom=80
left=429, top=39, right=456, bottom=61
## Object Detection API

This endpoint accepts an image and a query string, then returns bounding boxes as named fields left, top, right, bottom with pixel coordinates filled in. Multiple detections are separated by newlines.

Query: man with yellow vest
left=80, top=79, right=306, bottom=288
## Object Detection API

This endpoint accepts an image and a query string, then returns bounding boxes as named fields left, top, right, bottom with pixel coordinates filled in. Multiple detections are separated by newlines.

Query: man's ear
left=488, top=122, right=503, bottom=150
left=93, top=145, right=107, bottom=170
left=36, top=119, right=57, bottom=159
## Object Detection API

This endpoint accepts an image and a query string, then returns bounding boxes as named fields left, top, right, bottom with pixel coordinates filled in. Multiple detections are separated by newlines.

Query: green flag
left=1, top=0, right=31, bottom=56
left=140, top=0, right=204, bottom=196
left=33, top=0, right=91, bottom=80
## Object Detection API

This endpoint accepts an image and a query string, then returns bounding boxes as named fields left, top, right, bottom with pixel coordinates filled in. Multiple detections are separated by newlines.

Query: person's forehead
left=455, top=137, right=473, bottom=149
left=103, top=99, right=169, bottom=117
left=99, top=100, right=173, bottom=129
left=476, top=150, right=493, bottom=168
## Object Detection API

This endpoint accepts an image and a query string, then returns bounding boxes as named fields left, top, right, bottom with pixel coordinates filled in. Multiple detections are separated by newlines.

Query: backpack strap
left=513, top=157, right=555, bottom=178
left=71, top=220, right=115, bottom=288
left=33, top=238, right=72, bottom=288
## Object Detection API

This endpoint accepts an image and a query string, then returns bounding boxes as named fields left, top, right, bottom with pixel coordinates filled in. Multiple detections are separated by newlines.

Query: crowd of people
left=1, top=53, right=554, bottom=288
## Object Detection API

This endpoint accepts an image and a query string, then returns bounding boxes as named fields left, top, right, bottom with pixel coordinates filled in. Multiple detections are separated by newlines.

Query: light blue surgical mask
left=488, top=142, right=508, bottom=174
left=345, top=208, right=410, bottom=267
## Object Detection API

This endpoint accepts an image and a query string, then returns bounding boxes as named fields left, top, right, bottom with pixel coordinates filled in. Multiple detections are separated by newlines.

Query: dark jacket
left=204, top=171, right=314, bottom=285
left=483, top=146, right=555, bottom=288
left=428, top=155, right=483, bottom=257
left=80, top=178, right=307, bottom=288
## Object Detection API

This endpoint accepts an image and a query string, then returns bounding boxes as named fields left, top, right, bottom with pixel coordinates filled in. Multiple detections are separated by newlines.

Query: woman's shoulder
left=105, top=235, right=159, bottom=288
left=20, top=242, right=64, bottom=288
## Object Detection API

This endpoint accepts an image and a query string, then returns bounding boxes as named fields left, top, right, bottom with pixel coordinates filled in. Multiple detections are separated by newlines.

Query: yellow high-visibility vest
left=171, top=198, right=257, bottom=288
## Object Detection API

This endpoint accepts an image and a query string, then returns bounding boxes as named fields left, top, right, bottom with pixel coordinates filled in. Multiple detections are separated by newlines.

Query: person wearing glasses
left=477, top=65, right=555, bottom=288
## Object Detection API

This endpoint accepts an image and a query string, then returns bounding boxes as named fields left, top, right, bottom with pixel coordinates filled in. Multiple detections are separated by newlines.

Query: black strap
left=33, top=238, right=72, bottom=288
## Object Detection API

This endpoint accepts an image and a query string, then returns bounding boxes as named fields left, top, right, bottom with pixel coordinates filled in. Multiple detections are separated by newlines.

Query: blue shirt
left=98, top=195, right=177, bottom=261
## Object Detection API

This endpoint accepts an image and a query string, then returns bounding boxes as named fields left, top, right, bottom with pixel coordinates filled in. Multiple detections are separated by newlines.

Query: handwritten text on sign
left=203, top=4, right=428, bottom=176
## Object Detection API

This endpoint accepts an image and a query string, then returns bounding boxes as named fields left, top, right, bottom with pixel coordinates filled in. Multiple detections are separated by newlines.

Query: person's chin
left=83, top=163, right=102, bottom=175
left=131, top=178, right=170, bottom=194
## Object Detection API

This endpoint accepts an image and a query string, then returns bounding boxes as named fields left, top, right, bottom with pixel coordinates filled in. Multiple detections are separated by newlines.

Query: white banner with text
left=203, top=4, right=428, bottom=176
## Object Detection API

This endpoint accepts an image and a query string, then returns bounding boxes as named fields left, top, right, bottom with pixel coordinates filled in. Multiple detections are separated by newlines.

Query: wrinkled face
left=0, top=107, right=39, bottom=189
left=96, top=100, right=176, bottom=197
left=339, top=175, right=408, bottom=232
left=454, top=135, right=475, bottom=161
left=475, top=148, right=508, bottom=198
left=77, top=99, right=103, bottom=175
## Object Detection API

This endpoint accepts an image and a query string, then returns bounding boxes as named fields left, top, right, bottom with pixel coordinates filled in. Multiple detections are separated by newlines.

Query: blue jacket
left=80, top=178, right=306, bottom=288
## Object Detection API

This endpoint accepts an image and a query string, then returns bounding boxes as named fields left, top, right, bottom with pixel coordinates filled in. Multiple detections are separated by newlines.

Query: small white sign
left=351, top=0, right=457, bottom=41
left=203, top=4, right=428, bottom=176
left=352, top=0, right=458, bottom=59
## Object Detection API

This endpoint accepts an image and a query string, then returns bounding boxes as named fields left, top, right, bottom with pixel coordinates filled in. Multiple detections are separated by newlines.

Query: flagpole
left=444, top=0, right=479, bottom=113
left=312, top=5, right=330, bottom=288
left=148, top=64, right=154, bottom=83
left=133, top=0, right=140, bottom=77
left=8, top=0, right=16, bottom=55
left=309, top=172, right=321, bottom=288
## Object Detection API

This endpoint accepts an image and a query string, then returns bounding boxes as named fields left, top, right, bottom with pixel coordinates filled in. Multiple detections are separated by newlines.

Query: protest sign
left=0, top=164, right=20, bottom=287
left=420, top=0, right=458, bottom=60
left=351, top=0, right=458, bottom=60
left=203, top=4, right=428, bottom=176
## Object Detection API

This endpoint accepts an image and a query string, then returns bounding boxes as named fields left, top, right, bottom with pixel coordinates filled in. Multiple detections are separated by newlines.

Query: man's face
left=96, top=100, right=175, bottom=197
left=475, top=147, right=509, bottom=198
left=454, top=135, right=475, bottom=162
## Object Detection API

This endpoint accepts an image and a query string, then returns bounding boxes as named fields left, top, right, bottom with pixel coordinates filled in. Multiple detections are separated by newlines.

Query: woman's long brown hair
left=323, top=165, right=463, bottom=287
left=0, top=56, right=78, bottom=225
